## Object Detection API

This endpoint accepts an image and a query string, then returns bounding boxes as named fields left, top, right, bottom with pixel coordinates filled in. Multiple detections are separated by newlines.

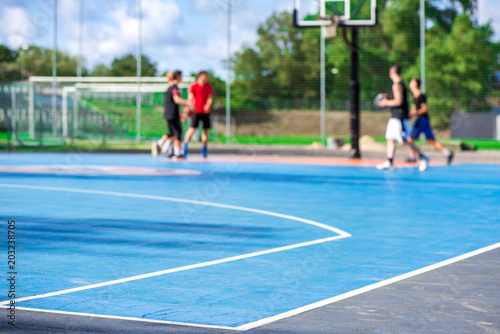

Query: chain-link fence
left=1, top=0, right=499, bottom=150
left=0, top=78, right=195, bottom=147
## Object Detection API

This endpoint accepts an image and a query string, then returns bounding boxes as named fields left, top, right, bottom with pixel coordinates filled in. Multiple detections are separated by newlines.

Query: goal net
left=62, top=82, right=191, bottom=142
left=0, top=77, right=193, bottom=148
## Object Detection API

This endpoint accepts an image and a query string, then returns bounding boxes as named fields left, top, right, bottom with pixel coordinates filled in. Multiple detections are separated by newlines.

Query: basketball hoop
left=294, top=0, right=377, bottom=159
left=320, top=15, right=341, bottom=38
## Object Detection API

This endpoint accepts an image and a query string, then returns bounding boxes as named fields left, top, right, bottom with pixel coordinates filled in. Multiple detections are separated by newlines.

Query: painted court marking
left=3, top=236, right=346, bottom=305
left=0, top=183, right=350, bottom=327
left=0, top=183, right=348, bottom=235
left=1, top=183, right=499, bottom=331
left=2, top=243, right=499, bottom=332
left=0, top=165, right=201, bottom=176
left=238, top=241, right=500, bottom=331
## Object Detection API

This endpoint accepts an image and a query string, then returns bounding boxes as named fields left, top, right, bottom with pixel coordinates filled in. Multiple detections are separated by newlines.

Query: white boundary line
left=0, top=183, right=350, bottom=329
left=0, top=183, right=349, bottom=236
left=2, top=183, right=497, bottom=331
left=1, top=235, right=345, bottom=306
left=0, top=165, right=202, bottom=176
left=272, top=177, right=500, bottom=190
left=0, top=307, right=239, bottom=331
left=236, top=241, right=500, bottom=331
left=1, top=243, right=498, bottom=332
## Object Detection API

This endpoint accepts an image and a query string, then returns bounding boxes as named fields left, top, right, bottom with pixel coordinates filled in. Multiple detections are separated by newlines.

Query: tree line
left=0, top=45, right=226, bottom=110
left=230, top=0, right=499, bottom=127
left=1, top=0, right=499, bottom=127
left=0, top=46, right=156, bottom=79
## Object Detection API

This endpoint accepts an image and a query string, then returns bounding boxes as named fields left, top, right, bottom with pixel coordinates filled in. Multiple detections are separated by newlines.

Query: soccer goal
left=10, top=76, right=194, bottom=146
left=60, top=80, right=192, bottom=142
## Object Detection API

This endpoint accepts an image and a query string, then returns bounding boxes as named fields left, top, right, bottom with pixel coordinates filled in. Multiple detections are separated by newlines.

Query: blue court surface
left=0, top=153, right=499, bottom=331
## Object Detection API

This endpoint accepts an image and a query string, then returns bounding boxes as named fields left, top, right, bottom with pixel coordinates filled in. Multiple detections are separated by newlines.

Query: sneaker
left=151, top=142, right=159, bottom=158
left=405, top=157, right=417, bottom=163
left=165, top=144, right=174, bottom=158
left=447, top=152, right=455, bottom=165
left=166, top=148, right=174, bottom=158
left=419, top=156, right=430, bottom=172
left=376, top=160, right=394, bottom=171
left=201, top=145, right=207, bottom=158
left=182, top=143, right=188, bottom=158
left=162, top=141, right=173, bottom=155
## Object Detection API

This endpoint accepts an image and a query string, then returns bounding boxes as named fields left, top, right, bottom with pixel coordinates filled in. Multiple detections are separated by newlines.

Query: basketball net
left=320, top=15, right=341, bottom=38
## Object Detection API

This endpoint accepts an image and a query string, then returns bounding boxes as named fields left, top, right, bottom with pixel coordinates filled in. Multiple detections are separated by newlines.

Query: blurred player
left=152, top=72, right=173, bottom=157
left=182, top=71, right=214, bottom=158
left=153, top=70, right=191, bottom=159
left=406, top=78, right=454, bottom=164
left=377, top=65, right=430, bottom=172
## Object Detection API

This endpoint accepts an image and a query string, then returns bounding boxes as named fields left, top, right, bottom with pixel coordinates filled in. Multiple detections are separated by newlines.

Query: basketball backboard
left=294, top=0, right=376, bottom=27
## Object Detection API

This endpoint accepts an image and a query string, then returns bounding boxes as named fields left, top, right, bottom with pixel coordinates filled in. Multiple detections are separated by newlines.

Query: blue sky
left=0, top=0, right=498, bottom=77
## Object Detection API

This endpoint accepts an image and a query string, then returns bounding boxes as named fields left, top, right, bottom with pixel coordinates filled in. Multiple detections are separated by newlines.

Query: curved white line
left=0, top=183, right=350, bottom=237
left=0, top=183, right=351, bottom=307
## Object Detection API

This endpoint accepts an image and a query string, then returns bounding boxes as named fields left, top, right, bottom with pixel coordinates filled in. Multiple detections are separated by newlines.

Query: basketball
left=373, top=93, right=388, bottom=110
left=183, top=106, right=196, bottom=119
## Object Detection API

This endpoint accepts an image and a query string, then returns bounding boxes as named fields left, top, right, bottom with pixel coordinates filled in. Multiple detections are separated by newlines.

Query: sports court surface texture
left=0, top=152, right=499, bottom=333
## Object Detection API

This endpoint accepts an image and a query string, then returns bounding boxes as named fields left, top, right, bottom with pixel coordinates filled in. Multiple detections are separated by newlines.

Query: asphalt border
left=1, top=152, right=498, bottom=334
left=1, top=245, right=499, bottom=334
left=4, top=145, right=500, bottom=164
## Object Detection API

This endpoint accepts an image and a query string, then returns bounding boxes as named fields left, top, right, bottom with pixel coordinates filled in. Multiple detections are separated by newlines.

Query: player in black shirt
left=377, top=65, right=429, bottom=171
left=152, top=71, right=192, bottom=158
left=407, top=78, right=454, bottom=164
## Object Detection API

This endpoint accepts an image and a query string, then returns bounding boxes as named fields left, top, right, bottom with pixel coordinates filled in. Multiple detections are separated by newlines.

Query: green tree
left=426, top=0, right=477, bottom=34
left=0, top=45, right=17, bottom=63
left=1, top=45, right=87, bottom=81
left=379, top=0, right=420, bottom=68
left=91, top=64, right=112, bottom=76
left=230, top=4, right=498, bottom=123
left=421, top=14, right=499, bottom=127
left=231, top=11, right=333, bottom=110
left=0, top=62, right=21, bottom=82
left=15, top=46, right=82, bottom=77
left=207, top=72, right=226, bottom=110
left=232, top=48, right=267, bottom=109
left=0, top=45, right=19, bottom=81
left=109, top=54, right=157, bottom=76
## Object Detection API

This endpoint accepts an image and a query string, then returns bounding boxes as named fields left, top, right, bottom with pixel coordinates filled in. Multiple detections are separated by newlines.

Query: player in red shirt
left=182, top=71, right=214, bottom=158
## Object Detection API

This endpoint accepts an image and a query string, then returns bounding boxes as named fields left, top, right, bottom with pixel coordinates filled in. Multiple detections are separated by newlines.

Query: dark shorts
left=191, top=113, right=211, bottom=129
left=166, top=118, right=182, bottom=140
left=409, top=117, right=435, bottom=140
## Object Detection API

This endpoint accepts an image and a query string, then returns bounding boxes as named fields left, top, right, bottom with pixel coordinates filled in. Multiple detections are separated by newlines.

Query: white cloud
left=0, top=0, right=295, bottom=77
left=0, top=1, right=83, bottom=49
left=195, top=0, right=213, bottom=13
left=478, top=0, right=500, bottom=41
left=75, top=0, right=182, bottom=68
left=196, top=37, right=227, bottom=59
left=0, top=7, right=37, bottom=47
left=157, top=0, right=292, bottom=75
left=106, top=0, right=181, bottom=48
left=58, top=0, right=80, bottom=20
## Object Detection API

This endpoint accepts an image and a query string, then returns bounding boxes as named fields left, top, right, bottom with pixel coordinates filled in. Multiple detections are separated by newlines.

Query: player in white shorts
left=377, top=65, right=429, bottom=172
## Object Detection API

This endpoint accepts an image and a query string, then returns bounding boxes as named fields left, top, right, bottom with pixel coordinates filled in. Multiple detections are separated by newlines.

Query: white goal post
left=29, top=76, right=194, bottom=140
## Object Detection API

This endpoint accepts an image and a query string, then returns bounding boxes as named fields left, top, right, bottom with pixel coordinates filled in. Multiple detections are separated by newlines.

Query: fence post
left=73, top=90, right=80, bottom=143
left=496, top=115, right=500, bottom=140
left=28, top=83, right=35, bottom=139
left=11, top=86, right=17, bottom=147
left=62, top=87, right=68, bottom=139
